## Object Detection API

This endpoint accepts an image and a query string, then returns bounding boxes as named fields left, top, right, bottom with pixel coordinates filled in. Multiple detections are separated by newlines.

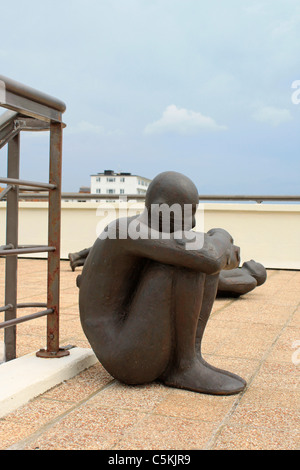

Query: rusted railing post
left=36, top=122, right=69, bottom=358
left=4, top=133, right=20, bottom=361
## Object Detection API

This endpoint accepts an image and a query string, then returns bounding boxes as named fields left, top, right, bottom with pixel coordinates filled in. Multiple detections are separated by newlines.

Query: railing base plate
left=36, top=348, right=70, bottom=358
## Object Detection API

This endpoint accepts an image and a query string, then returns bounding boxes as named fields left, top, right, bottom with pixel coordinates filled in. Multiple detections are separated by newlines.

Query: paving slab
left=0, top=260, right=299, bottom=451
left=0, top=347, right=97, bottom=418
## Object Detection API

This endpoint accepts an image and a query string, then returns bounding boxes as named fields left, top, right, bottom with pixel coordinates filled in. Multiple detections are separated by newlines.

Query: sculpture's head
left=145, top=171, right=199, bottom=233
left=242, top=260, right=267, bottom=286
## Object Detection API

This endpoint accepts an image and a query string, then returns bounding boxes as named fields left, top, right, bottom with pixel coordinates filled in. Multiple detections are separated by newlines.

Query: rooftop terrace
left=0, top=259, right=299, bottom=450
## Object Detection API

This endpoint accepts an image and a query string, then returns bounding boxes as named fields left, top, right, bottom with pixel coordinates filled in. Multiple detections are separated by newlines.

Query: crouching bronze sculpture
left=78, top=171, right=246, bottom=395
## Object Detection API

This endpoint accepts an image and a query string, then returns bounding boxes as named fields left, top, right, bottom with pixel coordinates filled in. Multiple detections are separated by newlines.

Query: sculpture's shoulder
left=98, top=214, right=139, bottom=241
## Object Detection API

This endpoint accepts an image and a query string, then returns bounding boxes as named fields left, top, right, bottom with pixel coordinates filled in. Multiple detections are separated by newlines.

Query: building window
left=120, top=189, right=125, bottom=194
left=120, top=177, right=125, bottom=182
left=107, top=189, right=115, bottom=194
left=107, top=177, right=115, bottom=182
left=96, top=189, right=101, bottom=194
left=96, top=177, right=101, bottom=182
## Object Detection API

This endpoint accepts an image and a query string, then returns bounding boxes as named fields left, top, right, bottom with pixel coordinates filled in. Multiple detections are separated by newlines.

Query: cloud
left=252, top=106, right=292, bottom=126
left=144, top=105, right=227, bottom=135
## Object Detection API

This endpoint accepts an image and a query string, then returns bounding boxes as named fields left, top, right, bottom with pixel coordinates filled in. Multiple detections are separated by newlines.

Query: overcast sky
left=0, top=0, right=299, bottom=195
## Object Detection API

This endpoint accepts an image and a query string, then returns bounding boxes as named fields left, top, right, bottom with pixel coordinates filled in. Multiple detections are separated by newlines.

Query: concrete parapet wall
left=1, top=201, right=300, bottom=269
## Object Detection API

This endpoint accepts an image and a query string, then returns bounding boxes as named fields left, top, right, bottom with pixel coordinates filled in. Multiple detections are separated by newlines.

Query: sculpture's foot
left=197, top=354, right=247, bottom=388
left=159, top=358, right=246, bottom=396
left=68, top=253, right=77, bottom=271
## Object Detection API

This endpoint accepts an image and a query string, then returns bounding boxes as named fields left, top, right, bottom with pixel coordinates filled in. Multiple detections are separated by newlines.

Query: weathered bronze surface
left=217, top=260, right=267, bottom=297
left=70, top=252, right=267, bottom=297
left=78, top=171, right=248, bottom=395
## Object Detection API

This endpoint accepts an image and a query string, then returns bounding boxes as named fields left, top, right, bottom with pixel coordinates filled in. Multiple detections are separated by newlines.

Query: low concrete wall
left=1, top=201, right=300, bottom=269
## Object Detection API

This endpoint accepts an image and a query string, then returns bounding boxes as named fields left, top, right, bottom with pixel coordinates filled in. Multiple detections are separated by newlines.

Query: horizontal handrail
left=18, top=186, right=51, bottom=192
left=0, top=244, right=14, bottom=250
left=0, top=304, right=13, bottom=313
left=0, top=245, right=56, bottom=256
left=0, top=75, right=66, bottom=113
left=0, top=308, right=53, bottom=330
left=0, top=303, right=47, bottom=313
left=10, top=192, right=300, bottom=203
left=17, top=302, right=47, bottom=309
left=0, top=177, right=56, bottom=190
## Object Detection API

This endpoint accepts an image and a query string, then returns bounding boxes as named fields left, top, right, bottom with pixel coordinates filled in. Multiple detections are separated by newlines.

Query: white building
left=90, top=170, right=152, bottom=201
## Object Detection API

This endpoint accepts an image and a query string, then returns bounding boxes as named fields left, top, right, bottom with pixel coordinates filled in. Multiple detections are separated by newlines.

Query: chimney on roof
left=79, top=186, right=90, bottom=194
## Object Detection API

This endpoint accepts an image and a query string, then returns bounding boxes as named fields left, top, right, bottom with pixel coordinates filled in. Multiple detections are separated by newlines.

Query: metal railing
left=0, top=74, right=69, bottom=362
left=14, top=192, right=300, bottom=203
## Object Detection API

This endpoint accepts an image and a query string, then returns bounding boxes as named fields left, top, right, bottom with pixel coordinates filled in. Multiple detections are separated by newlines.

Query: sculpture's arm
left=218, top=270, right=257, bottom=294
left=121, top=227, right=239, bottom=275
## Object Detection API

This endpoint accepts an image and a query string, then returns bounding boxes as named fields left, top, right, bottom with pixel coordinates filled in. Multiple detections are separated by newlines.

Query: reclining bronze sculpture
left=78, top=171, right=250, bottom=395
left=218, top=260, right=267, bottom=297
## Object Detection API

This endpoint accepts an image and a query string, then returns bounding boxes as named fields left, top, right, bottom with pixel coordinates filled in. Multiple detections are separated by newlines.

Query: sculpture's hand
left=224, top=244, right=240, bottom=270
left=207, top=228, right=240, bottom=271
